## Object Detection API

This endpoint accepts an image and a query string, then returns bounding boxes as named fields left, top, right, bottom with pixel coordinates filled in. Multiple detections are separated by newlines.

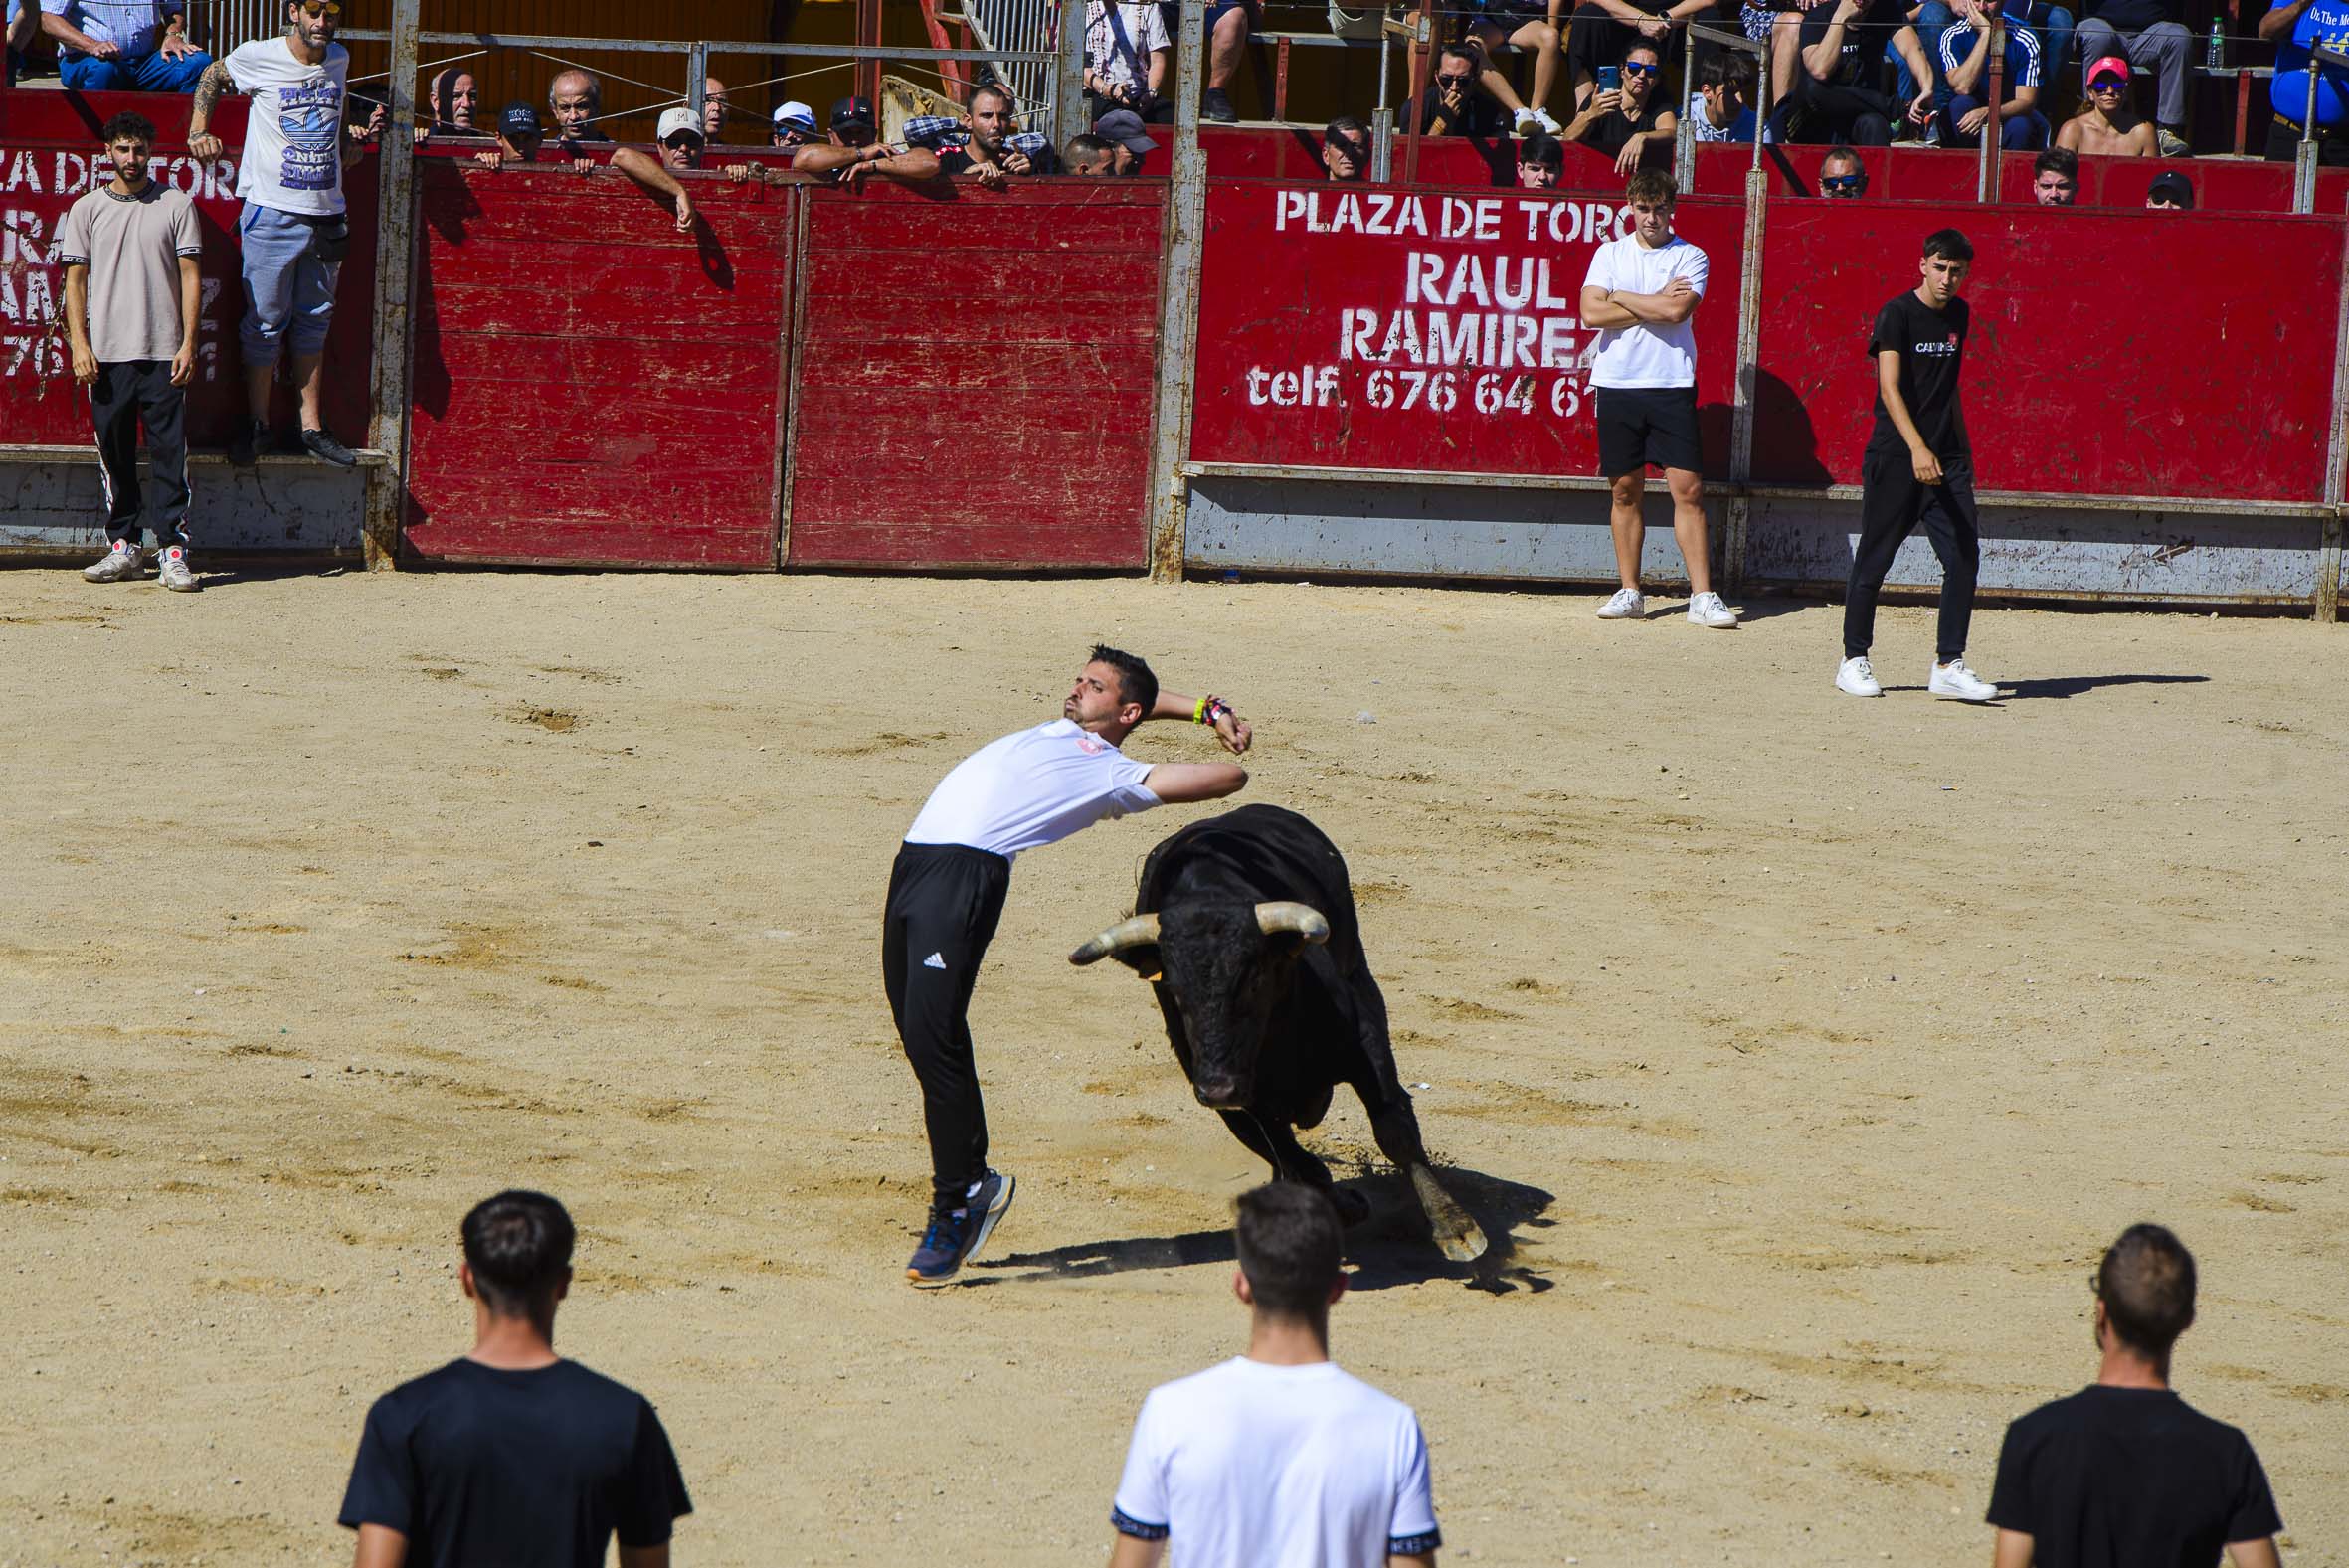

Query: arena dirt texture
left=1, top=570, right=2341, bottom=1566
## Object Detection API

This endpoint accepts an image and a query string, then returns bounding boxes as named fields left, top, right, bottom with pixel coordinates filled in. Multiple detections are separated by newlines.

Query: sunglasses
left=1822, top=174, right=1866, bottom=192
left=1620, top=62, right=1657, bottom=77
left=298, top=0, right=340, bottom=15
left=2147, top=194, right=2185, bottom=207
left=1330, top=139, right=1366, bottom=158
left=2087, top=76, right=2125, bottom=90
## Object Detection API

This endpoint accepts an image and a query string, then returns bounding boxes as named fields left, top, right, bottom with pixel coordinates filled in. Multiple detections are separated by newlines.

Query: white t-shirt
left=1581, top=232, right=1708, bottom=390
left=1112, top=1358, right=1441, bottom=1568
left=226, top=38, right=352, bottom=217
left=903, top=719, right=1160, bottom=859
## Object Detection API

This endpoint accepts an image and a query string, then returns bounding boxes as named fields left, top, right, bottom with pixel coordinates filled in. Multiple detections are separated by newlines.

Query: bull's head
left=1069, top=902, right=1330, bottom=1109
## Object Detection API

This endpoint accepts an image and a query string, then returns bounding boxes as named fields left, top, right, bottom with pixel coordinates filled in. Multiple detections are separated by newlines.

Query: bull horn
left=1068, top=913, right=1163, bottom=966
left=1254, top=902, right=1331, bottom=944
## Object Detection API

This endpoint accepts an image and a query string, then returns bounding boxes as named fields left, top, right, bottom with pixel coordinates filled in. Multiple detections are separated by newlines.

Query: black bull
left=1070, top=804, right=1488, bottom=1263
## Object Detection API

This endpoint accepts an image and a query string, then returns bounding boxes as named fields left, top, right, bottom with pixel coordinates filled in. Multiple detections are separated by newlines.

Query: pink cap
left=2086, top=55, right=2131, bottom=84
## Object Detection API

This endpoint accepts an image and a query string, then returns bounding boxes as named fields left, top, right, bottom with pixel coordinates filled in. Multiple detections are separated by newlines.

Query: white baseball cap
left=773, top=99, right=817, bottom=133
left=656, top=106, right=704, bottom=143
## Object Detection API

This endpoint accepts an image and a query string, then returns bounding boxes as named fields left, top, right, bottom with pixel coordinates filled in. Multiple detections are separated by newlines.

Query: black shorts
left=1594, top=386, right=1701, bottom=477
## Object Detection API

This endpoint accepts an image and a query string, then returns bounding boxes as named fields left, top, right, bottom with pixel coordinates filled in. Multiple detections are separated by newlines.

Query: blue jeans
left=1943, top=95, right=2050, bottom=146
left=1891, top=0, right=1953, bottom=111
left=2011, top=0, right=2074, bottom=91
left=238, top=202, right=340, bottom=361
left=59, top=47, right=213, bottom=92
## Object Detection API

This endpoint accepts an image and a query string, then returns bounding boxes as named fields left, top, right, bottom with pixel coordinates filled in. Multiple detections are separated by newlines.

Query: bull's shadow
left=973, top=1164, right=1556, bottom=1295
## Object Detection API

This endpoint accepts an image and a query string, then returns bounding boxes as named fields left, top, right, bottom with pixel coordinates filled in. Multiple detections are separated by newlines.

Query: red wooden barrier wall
left=1748, top=200, right=2345, bottom=498
left=402, top=163, right=794, bottom=567
left=783, top=180, right=1165, bottom=570
left=1190, top=181, right=1745, bottom=478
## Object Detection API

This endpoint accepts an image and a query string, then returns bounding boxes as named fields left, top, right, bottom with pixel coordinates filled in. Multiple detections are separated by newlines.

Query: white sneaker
left=1596, top=587, right=1645, bottom=620
left=1836, top=655, right=1882, bottom=696
left=1513, top=107, right=1544, bottom=135
left=1928, top=658, right=1997, bottom=702
left=83, top=539, right=142, bottom=582
left=1531, top=107, right=1562, bottom=134
left=157, top=545, right=199, bottom=593
left=1687, top=591, right=1738, bottom=628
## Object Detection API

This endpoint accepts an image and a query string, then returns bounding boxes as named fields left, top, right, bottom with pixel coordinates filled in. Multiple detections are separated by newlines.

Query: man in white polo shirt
left=888, top=645, right=1252, bottom=1287
left=1578, top=168, right=1736, bottom=629
left=1108, top=1183, right=1443, bottom=1567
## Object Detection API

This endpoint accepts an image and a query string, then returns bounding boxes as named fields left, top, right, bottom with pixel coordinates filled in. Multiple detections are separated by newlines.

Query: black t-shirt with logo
left=1866, top=288, right=1969, bottom=457
left=1986, top=1386, right=2281, bottom=1568
left=339, top=1358, right=692, bottom=1568
left=1799, top=0, right=1913, bottom=87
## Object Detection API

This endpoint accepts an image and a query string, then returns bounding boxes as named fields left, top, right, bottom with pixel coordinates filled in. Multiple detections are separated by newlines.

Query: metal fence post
left=687, top=41, right=708, bottom=126
left=1977, top=23, right=2003, bottom=204
left=1675, top=23, right=1696, bottom=193
left=1725, top=164, right=1768, bottom=594
left=1055, top=0, right=1088, bottom=146
left=362, top=0, right=420, bottom=571
left=1147, top=0, right=1208, bottom=582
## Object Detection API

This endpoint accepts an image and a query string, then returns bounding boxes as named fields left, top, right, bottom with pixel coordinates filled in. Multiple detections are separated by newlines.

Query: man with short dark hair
left=1691, top=52, right=1759, bottom=142
left=1517, top=130, right=1566, bottom=186
left=1838, top=228, right=1996, bottom=701
left=1821, top=145, right=1870, bottom=195
left=886, top=649, right=1253, bottom=1286
left=1107, top=1184, right=1443, bottom=1567
left=2032, top=143, right=2079, bottom=200
left=1419, top=42, right=1507, bottom=135
left=1986, top=1224, right=2283, bottom=1568
left=1794, top=0, right=1939, bottom=145
left=338, top=1190, right=692, bottom=1568
left=1323, top=114, right=1371, bottom=180
left=65, top=110, right=202, bottom=593
left=945, top=83, right=1049, bottom=182
left=791, top=95, right=944, bottom=187
left=1066, top=131, right=1120, bottom=173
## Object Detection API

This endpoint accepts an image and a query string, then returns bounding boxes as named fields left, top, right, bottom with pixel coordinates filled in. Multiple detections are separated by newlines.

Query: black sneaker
left=905, top=1169, right=1015, bottom=1288
left=300, top=426, right=358, bottom=467
left=1202, top=87, right=1237, bottom=123
left=228, top=418, right=267, bottom=466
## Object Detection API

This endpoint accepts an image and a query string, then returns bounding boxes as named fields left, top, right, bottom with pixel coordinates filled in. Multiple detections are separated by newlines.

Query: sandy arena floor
left=1, top=567, right=2342, bottom=1567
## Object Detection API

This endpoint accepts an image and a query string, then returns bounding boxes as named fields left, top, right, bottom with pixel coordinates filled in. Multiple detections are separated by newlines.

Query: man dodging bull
left=885, top=648, right=1254, bottom=1288
left=1070, top=805, right=1489, bottom=1264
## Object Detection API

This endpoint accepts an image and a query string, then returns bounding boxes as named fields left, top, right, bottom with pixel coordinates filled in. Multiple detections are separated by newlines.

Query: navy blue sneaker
left=906, top=1170, right=1015, bottom=1288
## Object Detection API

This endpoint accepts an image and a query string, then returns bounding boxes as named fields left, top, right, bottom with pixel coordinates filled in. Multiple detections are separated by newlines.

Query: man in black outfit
left=1792, top=0, right=1939, bottom=144
left=338, top=1191, right=692, bottom=1568
left=1987, top=1223, right=2283, bottom=1568
left=1837, top=227, right=1999, bottom=702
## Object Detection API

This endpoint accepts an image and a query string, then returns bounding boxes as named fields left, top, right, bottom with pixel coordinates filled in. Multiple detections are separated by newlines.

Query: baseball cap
left=499, top=102, right=541, bottom=139
left=830, top=95, right=876, bottom=131
left=656, top=106, right=704, bottom=143
left=2146, top=170, right=2194, bottom=208
left=2085, top=55, right=2130, bottom=85
left=773, top=99, right=817, bottom=134
left=1093, top=107, right=1158, bottom=154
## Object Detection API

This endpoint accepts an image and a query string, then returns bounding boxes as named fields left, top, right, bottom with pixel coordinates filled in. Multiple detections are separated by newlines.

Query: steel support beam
left=1054, top=0, right=1088, bottom=147
left=1147, top=0, right=1208, bottom=582
left=362, top=0, right=421, bottom=570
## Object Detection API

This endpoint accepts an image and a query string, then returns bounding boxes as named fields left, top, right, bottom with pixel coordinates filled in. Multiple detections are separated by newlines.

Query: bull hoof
left=1433, top=1218, right=1490, bottom=1264
left=1330, top=1187, right=1372, bottom=1226
left=1409, top=1163, right=1490, bottom=1263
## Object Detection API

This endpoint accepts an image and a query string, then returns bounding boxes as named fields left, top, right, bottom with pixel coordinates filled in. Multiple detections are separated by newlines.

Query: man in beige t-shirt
left=63, top=109, right=203, bottom=592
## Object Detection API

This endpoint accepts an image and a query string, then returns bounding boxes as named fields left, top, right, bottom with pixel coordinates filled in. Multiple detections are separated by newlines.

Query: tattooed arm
left=187, top=59, right=239, bottom=165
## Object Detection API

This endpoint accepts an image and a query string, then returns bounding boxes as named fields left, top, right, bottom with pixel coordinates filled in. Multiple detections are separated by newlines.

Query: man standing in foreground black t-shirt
left=338, top=1191, right=692, bottom=1567
left=1986, top=1223, right=2283, bottom=1568
left=1837, top=227, right=1999, bottom=702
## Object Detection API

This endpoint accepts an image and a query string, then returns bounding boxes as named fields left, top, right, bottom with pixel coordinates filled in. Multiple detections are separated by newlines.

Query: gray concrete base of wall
left=0, top=453, right=370, bottom=560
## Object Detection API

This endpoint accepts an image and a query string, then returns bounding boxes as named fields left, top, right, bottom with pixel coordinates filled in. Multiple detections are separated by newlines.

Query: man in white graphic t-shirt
left=186, top=0, right=381, bottom=469
left=1578, top=168, right=1736, bottom=629
left=889, top=646, right=1253, bottom=1287
left=1109, top=1183, right=1443, bottom=1567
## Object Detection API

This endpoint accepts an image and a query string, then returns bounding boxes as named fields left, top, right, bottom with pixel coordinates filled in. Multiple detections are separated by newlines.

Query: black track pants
left=881, top=842, right=1012, bottom=1213
left=90, top=360, right=191, bottom=550
left=1844, top=447, right=1979, bottom=661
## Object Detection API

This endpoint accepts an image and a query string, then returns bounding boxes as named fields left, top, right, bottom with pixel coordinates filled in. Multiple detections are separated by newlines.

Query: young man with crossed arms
left=886, top=647, right=1252, bottom=1286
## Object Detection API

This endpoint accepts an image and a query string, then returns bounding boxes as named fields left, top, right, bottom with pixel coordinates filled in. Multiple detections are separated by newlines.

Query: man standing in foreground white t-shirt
left=1110, top=1183, right=1443, bottom=1568
left=1578, top=168, right=1737, bottom=629
left=889, top=646, right=1252, bottom=1287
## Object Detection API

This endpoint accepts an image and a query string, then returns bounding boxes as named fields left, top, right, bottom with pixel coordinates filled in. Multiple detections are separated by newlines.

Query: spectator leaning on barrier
left=2259, top=0, right=2349, bottom=165
left=957, top=83, right=1054, bottom=177
left=1093, top=107, right=1159, bottom=171
left=1567, top=37, right=1678, bottom=172
left=1087, top=0, right=1171, bottom=122
left=1464, top=0, right=1566, bottom=136
left=1820, top=144, right=1870, bottom=193
left=1419, top=41, right=1510, bottom=135
left=1581, top=170, right=1737, bottom=629
left=187, top=0, right=380, bottom=470
left=2058, top=54, right=2158, bottom=151
left=1986, top=1225, right=2283, bottom=1568
left=772, top=99, right=817, bottom=148
left=1838, top=228, right=1996, bottom=702
left=549, top=68, right=613, bottom=172
left=791, top=96, right=946, bottom=187
left=596, top=107, right=699, bottom=233
left=1793, top=0, right=1938, bottom=145
left=2145, top=167, right=2194, bottom=206
left=474, top=102, right=543, bottom=169
left=1690, top=52, right=1759, bottom=141
left=1322, top=114, right=1372, bottom=180
left=65, top=111, right=202, bottom=595
left=338, top=1191, right=694, bottom=1568
left=1939, top=0, right=2051, bottom=148
left=1517, top=128, right=1566, bottom=185
left=424, top=66, right=478, bottom=135
left=1107, top=1184, right=1443, bottom=1568
left=39, top=0, right=210, bottom=92
left=2033, top=143, right=2080, bottom=199
left=2076, top=0, right=2191, bottom=154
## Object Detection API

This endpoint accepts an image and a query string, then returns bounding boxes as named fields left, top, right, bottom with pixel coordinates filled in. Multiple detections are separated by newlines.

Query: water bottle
left=2207, top=13, right=2225, bottom=69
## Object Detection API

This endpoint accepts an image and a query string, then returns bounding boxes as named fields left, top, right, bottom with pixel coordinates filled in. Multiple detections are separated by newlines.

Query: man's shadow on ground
left=1874, top=672, right=2211, bottom=702
left=972, top=1164, right=1556, bottom=1295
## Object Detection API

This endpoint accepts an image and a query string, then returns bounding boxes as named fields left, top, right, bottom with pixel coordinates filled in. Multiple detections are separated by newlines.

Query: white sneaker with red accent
left=83, top=539, right=143, bottom=582
left=157, top=545, right=199, bottom=593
